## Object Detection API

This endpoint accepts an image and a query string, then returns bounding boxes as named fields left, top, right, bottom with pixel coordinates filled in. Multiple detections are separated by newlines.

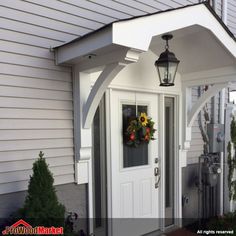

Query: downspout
left=220, top=0, right=228, bottom=216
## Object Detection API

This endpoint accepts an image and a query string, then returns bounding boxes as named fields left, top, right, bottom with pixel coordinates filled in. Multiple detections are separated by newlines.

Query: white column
left=73, top=65, right=94, bottom=233
left=73, top=66, right=92, bottom=163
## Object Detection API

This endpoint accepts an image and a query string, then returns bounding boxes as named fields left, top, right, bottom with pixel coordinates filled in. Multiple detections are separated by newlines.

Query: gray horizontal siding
left=0, top=175, right=75, bottom=195
left=0, top=1, right=75, bottom=194
left=216, top=0, right=222, bottom=18
left=228, top=0, right=236, bottom=35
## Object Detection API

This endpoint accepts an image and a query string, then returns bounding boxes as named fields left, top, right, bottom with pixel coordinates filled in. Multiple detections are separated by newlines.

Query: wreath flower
left=139, top=112, right=148, bottom=126
left=124, top=112, right=156, bottom=147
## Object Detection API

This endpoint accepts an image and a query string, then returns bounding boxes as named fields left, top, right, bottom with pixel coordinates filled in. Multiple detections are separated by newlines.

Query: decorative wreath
left=124, top=112, right=156, bottom=147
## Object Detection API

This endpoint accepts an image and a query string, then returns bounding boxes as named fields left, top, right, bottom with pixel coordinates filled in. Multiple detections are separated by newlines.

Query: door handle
left=154, top=167, right=161, bottom=188
left=154, top=167, right=159, bottom=176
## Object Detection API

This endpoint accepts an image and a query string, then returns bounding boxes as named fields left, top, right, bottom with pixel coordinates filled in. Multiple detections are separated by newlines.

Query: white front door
left=109, top=90, right=160, bottom=236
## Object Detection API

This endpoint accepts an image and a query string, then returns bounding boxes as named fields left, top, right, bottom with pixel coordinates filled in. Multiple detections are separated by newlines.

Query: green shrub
left=19, top=151, right=66, bottom=228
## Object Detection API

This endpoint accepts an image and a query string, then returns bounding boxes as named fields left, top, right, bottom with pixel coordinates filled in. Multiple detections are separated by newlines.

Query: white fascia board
left=56, top=26, right=113, bottom=64
left=112, top=5, right=236, bottom=57
left=56, top=4, right=236, bottom=66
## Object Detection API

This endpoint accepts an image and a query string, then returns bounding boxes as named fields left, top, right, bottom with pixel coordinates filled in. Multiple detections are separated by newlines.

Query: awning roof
left=55, top=2, right=236, bottom=75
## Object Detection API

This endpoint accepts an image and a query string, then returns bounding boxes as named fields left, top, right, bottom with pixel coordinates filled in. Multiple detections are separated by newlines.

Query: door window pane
left=122, top=104, right=148, bottom=168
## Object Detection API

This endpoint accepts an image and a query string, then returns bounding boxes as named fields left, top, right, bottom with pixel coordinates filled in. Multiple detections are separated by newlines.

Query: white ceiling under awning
left=150, top=25, right=235, bottom=74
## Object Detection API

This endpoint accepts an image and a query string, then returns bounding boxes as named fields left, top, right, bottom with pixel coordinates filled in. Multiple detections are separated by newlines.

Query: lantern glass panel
left=156, top=61, right=178, bottom=86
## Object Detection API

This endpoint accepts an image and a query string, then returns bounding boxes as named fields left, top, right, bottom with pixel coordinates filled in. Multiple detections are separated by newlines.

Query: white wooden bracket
left=187, top=83, right=228, bottom=127
left=83, top=49, right=142, bottom=129
left=182, top=82, right=228, bottom=151
left=83, top=62, right=125, bottom=129
left=73, top=49, right=142, bottom=164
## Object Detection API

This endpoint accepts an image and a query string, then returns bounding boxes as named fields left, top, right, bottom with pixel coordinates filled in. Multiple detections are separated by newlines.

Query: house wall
left=0, top=0, right=235, bottom=225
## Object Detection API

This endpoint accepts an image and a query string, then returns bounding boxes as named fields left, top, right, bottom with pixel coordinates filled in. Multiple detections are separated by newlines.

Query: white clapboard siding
left=134, top=0, right=175, bottom=9
left=0, top=109, right=73, bottom=120
left=0, top=174, right=75, bottom=194
left=0, top=120, right=73, bottom=130
left=25, top=0, right=117, bottom=23
left=0, top=156, right=74, bottom=173
left=0, top=139, right=73, bottom=152
left=60, top=0, right=130, bottom=19
left=0, top=148, right=74, bottom=162
left=108, top=0, right=164, bottom=13
left=0, top=41, right=54, bottom=59
left=0, top=165, right=74, bottom=184
left=216, top=1, right=222, bottom=18
left=0, top=75, right=72, bottom=91
left=0, top=97, right=72, bottom=110
left=87, top=0, right=148, bottom=15
left=0, top=86, right=72, bottom=101
left=87, top=0, right=198, bottom=15
left=0, top=4, right=100, bottom=33
left=0, top=1, right=74, bottom=193
left=0, top=1, right=106, bottom=29
left=0, top=52, right=70, bottom=72
left=34, top=0, right=145, bottom=16
left=0, top=130, right=73, bottom=141
left=228, top=0, right=236, bottom=35
left=0, top=64, right=71, bottom=82
left=0, top=17, right=80, bottom=42
left=0, top=29, right=64, bottom=48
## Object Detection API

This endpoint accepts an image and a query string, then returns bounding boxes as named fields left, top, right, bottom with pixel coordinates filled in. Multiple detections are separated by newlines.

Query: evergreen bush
left=19, top=151, right=66, bottom=228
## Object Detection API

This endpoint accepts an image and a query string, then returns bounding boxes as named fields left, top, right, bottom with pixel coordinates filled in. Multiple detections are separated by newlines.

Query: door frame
left=105, top=88, right=181, bottom=235
left=92, top=97, right=107, bottom=236
left=159, top=94, right=181, bottom=231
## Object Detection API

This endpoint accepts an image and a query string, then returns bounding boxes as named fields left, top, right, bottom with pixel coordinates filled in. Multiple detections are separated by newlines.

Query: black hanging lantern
left=155, top=34, right=180, bottom=87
